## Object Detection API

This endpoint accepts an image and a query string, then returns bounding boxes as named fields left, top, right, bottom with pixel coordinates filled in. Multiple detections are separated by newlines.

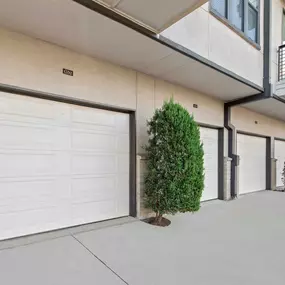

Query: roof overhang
left=0, top=0, right=263, bottom=101
left=241, top=95, right=285, bottom=122
left=87, top=0, right=208, bottom=33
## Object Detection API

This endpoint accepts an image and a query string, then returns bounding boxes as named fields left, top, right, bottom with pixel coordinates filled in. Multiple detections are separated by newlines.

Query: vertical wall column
left=223, top=155, right=233, bottom=200
left=218, top=128, right=226, bottom=200
left=221, top=127, right=231, bottom=200
left=266, top=136, right=276, bottom=190
left=136, top=154, right=153, bottom=218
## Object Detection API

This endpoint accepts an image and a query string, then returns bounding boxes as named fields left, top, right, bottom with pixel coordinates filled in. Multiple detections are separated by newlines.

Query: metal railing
left=278, top=44, right=285, bottom=81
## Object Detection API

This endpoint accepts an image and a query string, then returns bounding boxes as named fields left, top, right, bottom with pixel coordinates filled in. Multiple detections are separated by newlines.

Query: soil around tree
left=145, top=217, right=171, bottom=227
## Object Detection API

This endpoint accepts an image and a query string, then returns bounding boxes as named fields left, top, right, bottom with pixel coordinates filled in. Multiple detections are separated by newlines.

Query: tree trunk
left=154, top=213, right=163, bottom=225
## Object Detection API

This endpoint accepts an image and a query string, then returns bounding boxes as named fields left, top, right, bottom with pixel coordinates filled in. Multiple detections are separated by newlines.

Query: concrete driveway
left=1, top=191, right=285, bottom=285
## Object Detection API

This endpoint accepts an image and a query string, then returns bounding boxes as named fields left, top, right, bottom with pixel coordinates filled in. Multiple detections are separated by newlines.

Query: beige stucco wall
left=2, top=27, right=285, bottom=151
left=161, top=2, right=264, bottom=87
left=232, top=106, right=285, bottom=139
left=0, top=28, right=137, bottom=110
left=0, top=27, right=224, bottom=156
left=136, top=74, right=224, bottom=153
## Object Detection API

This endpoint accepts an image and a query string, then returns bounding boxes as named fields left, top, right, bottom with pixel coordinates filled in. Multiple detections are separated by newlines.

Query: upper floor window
left=282, top=10, right=285, bottom=45
left=211, top=0, right=259, bottom=44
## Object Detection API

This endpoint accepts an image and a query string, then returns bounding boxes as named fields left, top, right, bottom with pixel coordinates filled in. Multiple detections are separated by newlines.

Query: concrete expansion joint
left=71, top=235, right=129, bottom=285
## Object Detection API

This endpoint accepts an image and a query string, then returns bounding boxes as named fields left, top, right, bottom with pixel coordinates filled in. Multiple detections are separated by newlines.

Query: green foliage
left=144, top=99, right=204, bottom=218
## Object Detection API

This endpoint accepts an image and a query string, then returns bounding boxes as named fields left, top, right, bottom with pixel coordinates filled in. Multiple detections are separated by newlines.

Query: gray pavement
left=0, top=236, right=125, bottom=285
left=1, top=191, right=285, bottom=285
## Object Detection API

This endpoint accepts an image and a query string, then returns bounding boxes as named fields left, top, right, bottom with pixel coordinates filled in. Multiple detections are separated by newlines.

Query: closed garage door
left=275, top=140, right=285, bottom=188
left=237, top=133, right=266, bottom=194
left=200, top=127, right=219, bottom=201
left=0, top=93, right=130, bottom=240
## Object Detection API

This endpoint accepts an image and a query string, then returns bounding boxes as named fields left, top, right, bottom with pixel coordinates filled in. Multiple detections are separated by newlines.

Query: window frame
left=210, top=0, right=260, bottom=49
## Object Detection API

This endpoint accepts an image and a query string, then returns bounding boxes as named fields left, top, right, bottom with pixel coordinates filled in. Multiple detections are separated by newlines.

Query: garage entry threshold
left=0, top=216, right=137, bottom=251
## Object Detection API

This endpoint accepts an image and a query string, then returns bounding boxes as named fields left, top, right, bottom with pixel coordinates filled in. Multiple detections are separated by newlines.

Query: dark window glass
left=248, top=5, right=257, bottom=41
left=211, top=0, right=259, bottom=43
left=229, top=0, right=243, bottom=30
left=248, top=0, right=258, bottom=9
left=282, top=11, right=285, bottom=44
left=211, top=0, right=226, bottom=17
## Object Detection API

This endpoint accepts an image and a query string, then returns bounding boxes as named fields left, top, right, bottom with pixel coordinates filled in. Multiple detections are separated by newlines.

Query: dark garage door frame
left=0, top=83, right=137, bottom=218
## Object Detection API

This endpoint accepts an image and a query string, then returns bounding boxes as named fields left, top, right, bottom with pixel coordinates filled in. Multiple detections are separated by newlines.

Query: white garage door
left=0, top=93, right=130, bottom=240
left=275, top=140, right=285, bottom=188
left=200, top=127, right=219, bottom=201
left=237, top=134, right=266, bottom=194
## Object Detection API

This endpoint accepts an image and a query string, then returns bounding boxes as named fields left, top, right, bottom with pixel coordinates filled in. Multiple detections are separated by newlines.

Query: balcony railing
left=278, top=44, right=285, bottom=81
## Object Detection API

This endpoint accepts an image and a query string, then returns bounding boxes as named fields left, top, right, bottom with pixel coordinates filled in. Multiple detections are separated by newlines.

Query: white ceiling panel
left=244, top=98, right=285, bottom=122
left=161, top=59, right=257, bottom=100
left=96, top=0, right=208, bottom=32
left=0, top=0, right=261, bottom=101
left=139, top=52, right=189, bottom=77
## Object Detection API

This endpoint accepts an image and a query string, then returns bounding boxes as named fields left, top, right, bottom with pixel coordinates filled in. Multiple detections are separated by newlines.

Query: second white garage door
left=275, top=140, right=285, bottom=188
left=200, top=127, right=219, bottom=201
left=0, top=93, right=130, bottom=240
left=237, top=134, right=266, bottom=194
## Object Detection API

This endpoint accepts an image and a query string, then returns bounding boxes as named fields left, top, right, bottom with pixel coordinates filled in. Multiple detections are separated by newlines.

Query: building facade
left=0, top=0, right=285, bottom=240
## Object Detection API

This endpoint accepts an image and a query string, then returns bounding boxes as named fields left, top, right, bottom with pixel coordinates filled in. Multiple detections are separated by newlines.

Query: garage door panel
left=72, top=131, right=116, bottom=151
left=71, top=113, right=129, bottom=134
left=117, top=199, right=130, bottom=216
left=0, top=124, right=56, bottom=149
left=117, top=154, right=130, bottom=174
left=116, top=134, right=130, bottom=152
left=238, top=134, right=266, bottom=194
left=0, top=119, right=73, bottom=152
left=71, top=131, right=130, bottom=153
left=0, top=93, right=130, bottom=240
left=0, top=127, right=72, bottom=151
left=115, top=113, right=130, bottom=132
left=70, top=200, right=118, bottom=225
left=72, top=154, right=117, bottom=175
left=71, top=176, right=117, bottom=203
left=71, top=122, right=115, bottom=134
left=0, top=179, right=59, bottom=214
left=0, top=95, right=71, bottom=129
left=199, top=127, right=219, bottom=202
left=0, top=204, right=72, bottom=241
left=72, top=107, right=115, bottom=127
left=0, top=93, right=55, bottom=120
left=0, top=152, right=58, bottom=178
left=117, top=174, right=129, bottom=193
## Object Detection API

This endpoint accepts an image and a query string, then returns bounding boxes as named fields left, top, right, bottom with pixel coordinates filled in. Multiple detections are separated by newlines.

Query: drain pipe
left=263, top=0, right=272, bottom=98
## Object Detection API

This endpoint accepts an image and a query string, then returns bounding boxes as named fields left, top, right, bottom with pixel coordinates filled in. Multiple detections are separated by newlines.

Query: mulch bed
left=144, top=217, right=171, bottom=227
